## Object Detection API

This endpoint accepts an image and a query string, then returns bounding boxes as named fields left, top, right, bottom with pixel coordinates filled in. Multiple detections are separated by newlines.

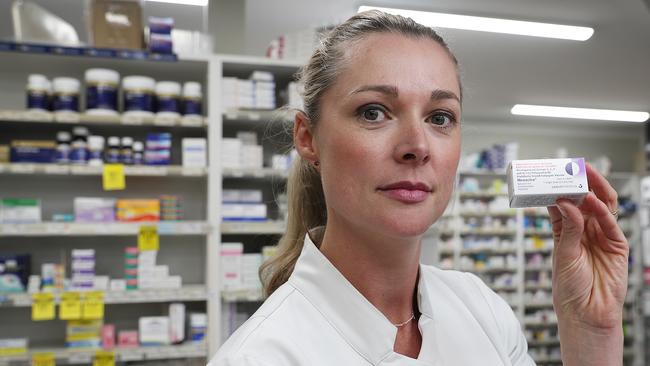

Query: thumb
left=554, top=199, right=584, bottom=259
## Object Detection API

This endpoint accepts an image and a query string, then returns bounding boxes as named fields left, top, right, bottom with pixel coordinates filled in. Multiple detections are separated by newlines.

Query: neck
left=318, top=215, right=422, bottom=325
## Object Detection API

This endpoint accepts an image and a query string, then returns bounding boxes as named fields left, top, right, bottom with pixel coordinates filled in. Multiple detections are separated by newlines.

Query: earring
left=313, top=160, right=320, bottom=167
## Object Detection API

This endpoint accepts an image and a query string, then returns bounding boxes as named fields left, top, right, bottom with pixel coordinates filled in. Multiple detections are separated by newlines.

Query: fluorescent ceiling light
left=146, top=0, right=207, bottom=6
left=358, top=6, right=594, bottom=41
left=511, top=104, right=649, bottom=122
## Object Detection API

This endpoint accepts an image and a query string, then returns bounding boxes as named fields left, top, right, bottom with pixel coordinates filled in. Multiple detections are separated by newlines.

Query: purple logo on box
left=564, top=158, right=586, bottom=177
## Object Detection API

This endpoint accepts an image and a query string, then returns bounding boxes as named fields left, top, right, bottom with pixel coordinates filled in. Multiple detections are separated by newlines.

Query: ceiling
left=244, top=0, right=650, bottom=127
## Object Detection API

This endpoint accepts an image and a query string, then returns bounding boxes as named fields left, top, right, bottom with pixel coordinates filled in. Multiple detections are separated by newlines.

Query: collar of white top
left=287, top=231, right=434, bottom=364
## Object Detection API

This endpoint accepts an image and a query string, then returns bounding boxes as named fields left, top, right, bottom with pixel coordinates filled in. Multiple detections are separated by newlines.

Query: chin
left=374, top=214, right=434, bottom=239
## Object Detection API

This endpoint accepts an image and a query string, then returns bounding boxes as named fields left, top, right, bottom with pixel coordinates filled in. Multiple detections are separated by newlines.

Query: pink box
left=118, top=330, right=139, bottom=347
left=102, top=324, right=115, bottom=349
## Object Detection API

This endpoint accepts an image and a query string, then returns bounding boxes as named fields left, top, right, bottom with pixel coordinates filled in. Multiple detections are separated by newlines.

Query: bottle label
left=87, top=86, right=117, bottom=110
left=156, top=96, right=179, bottom=113
left=106, top=149, right=120, bottom=164
left=125, top=91, right=154, bottom=112
left=69, top=148, right=88, bottom=163
left=53, top=94, right=79, bottom=112
left=183, top=100, right=202, bottom=116
left=27, top=91, right=49, bottom=111
left=55, top=146, right=70, bottom=163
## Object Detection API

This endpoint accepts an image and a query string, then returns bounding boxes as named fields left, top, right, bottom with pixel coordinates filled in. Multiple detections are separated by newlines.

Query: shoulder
left=208, top=283, right=321, bottom=365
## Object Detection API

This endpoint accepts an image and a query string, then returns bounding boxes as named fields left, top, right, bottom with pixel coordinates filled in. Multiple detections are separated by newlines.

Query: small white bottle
left=182, top=82, right=202, bottom=116
left=155, top=81, right=181, bottom=119
left=26, top=74, right=51, bottom=112
left=52, top=77, right=80, bottom=112
left=87, top=136, right=105, bottom=166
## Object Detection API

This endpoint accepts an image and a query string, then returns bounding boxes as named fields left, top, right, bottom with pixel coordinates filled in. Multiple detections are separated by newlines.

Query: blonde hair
left=260, top=10, right=460, bottom=297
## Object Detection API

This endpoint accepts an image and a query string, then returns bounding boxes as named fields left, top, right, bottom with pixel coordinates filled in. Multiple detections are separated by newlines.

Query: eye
left=427, top=112, right=456, bottom=127
left=358, top=104, right=389, bottom=123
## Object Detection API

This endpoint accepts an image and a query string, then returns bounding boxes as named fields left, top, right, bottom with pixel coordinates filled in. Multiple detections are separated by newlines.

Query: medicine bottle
left=133, top=141, right=144, bottom=165
left=121, top=136, right=134, bottom=165
left=155, top=81, right=181, bottom=118
left=106, top=136, right=121, bottom=164
left=55, top=131, right=71, bottom=164
left=123, top=76, right=155, bottom=117
left=85, top=68, right=120, bottom=115
left=26, top=74, right=50, bottom=112
left=70, top=126, right=89, bottom=164
left=52, top=77, right=80, bottom=112
left=182, top=82, right=202, bottom=116
left=88, top=136, right=105, bottom=166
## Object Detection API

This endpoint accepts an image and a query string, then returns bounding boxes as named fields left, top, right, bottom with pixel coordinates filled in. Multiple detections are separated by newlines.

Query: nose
left=393, top=117, right=431, bottom=165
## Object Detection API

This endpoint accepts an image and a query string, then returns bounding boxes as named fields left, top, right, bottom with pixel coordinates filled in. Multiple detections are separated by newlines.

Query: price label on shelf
left=31, top=293, right=55, bottom=321
left=32, top=352, right=56, bottom=366
left=92, top=351, right=115, bottom=366
left=138, top=225, right=159, bottom=251
left=59, top=292, right=81, bottom=320
left=102, top=164, right=125, bottom=191
left=82, top=291, right=105, bottom=320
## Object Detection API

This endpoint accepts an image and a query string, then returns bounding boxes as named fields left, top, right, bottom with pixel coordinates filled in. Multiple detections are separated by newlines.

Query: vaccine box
left=507, top=158, right=589, bottom=208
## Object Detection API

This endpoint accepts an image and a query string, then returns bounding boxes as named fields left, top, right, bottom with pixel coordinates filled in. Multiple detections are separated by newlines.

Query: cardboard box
left=90, top=0, right=144, bottom=50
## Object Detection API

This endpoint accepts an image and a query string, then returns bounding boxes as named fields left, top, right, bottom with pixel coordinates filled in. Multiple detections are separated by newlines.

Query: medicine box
left=507, top=158, right=589, bottom=208
left=0, top=198, right=41, bottom=224
left=182, top=138, right=207, bottom=167
left=116, top=199, right=160, bottom=222
left=139, top=316, right=170, bottom=345
left=74, top=198, right=115, bottom=223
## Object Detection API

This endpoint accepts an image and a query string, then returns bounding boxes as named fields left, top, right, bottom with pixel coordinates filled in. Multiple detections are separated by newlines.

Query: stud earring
left=314, top=160, right=320, bottom=167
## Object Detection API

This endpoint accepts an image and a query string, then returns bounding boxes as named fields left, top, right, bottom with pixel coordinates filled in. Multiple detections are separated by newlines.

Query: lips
left=377, top=181, right=432, bottom=203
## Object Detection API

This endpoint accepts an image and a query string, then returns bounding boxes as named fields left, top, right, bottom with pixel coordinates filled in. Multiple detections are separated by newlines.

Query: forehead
left=334, top=32, right=460, bottom=98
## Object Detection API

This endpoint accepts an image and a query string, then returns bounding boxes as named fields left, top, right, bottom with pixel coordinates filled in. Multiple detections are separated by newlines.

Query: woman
left=209, top=10, right=628, bottom=366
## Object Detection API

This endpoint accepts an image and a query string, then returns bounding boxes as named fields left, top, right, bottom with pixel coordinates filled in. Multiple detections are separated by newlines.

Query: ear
left=293, top=111, right=319, bottom=162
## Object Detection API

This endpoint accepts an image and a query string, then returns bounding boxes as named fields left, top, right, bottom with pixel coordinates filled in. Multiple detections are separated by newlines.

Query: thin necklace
left=393, top=312, right=415, bottom=327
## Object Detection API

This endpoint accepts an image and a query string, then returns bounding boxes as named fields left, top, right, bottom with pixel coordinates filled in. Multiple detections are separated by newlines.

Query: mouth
left=377, top=181, right=432, bottom=204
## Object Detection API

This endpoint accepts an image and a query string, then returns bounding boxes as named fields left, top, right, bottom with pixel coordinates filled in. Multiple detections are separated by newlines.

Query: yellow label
left=93, top=351, right=115, bottom=366
left=82, top=291, right=105, bottom=320
left=138, top=225, right=159, bottom=251
left=0, top=347, right=27, bottom=356
left=102, top=164, right=125, bottom=191
left=59, top=292, right=82, bottom=320
left=32, top=352, right=56, bottom=366
left=32, top=293, right=55, bottom=321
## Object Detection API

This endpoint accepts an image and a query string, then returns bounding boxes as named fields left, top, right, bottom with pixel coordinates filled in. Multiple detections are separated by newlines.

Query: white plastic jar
left=182, top=82, right=202, bottom=116
left=26, top=74, right=51, bottom=111
left=87, top=135, right=105, bottom=166
left=122, top=76, right=156, bottom=117
left=85, top=68, right=120, bottom=115
left=155, top=81, right=181, bottom=118
left=52, top=77, right=81, bottom=112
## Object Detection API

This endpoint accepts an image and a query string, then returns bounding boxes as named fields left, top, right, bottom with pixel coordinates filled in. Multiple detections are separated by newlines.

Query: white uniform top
left=208, top=232, right=536, bottom=366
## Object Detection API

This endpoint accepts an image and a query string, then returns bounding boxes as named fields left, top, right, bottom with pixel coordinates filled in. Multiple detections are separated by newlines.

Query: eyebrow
left=349, top=84, right=460, bottom=102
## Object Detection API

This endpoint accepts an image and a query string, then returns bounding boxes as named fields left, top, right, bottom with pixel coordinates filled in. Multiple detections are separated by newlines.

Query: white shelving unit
left=431, top=170, right=643, bottom=365
left=0, top=48, right=214, bottom=364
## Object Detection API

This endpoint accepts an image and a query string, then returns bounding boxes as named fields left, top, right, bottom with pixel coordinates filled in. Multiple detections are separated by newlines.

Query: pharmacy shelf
left=462, top=267, right=518, bottom=274
left=223, top=109, right=292, bottom=124
left=524, top=248, right=554, bottom=254
left=524, top=320, right=558, bottom=327
left=525, top=229, right=554, bottom=236
left=220, top=220, right=286, bottom=235
left=221, top=289, right=264, bottom=302
left=0, top=221, right=210, bottom=237
left=459, top=229, right=517, bottom=236
left=528, top=339, right=561, bottom=347
left=458, top=192, right=508, bottom=199
left=0, top=285, right=207, bottom=307
left=0, top=342, right=207, bottom=365
left=524, top=300, right=555, bottom=309
left=459, top=211, right=516, bottom=217
left=525, top=265, right=553, bottom=272
left=0, top=109, right=207, bottom=127
left=525, top=284, right=553, bottom=291
left=0, top=163, right=207, bottom=177
left=222, top=167, right=289, bottom=179
left=460, top=247, right=517, bottom=255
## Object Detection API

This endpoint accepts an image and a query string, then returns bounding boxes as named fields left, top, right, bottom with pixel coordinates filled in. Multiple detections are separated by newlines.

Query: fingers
left=586, top=163, right=618, bottom=210
left=580, top=192, right=627, bottom=243
left=553, top=199, right=585, bottom=259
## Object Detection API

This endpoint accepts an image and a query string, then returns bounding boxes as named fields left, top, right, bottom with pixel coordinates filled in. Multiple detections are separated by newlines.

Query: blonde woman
left=209, top=10, right=628, bottom=366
